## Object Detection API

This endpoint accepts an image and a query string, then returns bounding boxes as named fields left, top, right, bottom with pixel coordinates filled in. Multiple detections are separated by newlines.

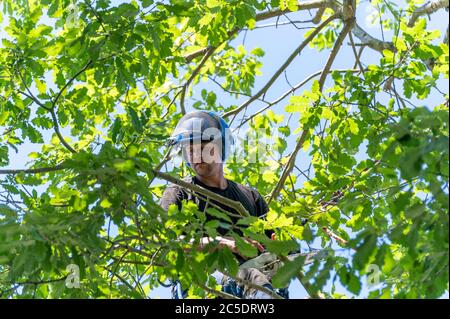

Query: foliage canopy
left=0, top=0, right=448, bottom=298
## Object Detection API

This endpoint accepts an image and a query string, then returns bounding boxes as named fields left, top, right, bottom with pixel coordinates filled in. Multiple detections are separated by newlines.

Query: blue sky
left=1, top=0, right=448, bottom=299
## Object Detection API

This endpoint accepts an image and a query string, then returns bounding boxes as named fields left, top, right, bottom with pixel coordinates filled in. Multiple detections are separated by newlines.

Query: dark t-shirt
left=159, top=176, right=270, bottom=263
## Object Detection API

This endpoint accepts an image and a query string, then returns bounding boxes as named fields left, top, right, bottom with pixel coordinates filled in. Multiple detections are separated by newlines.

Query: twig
left=352, top=46, right=365, bottom=69
left=234, top=69, right=359, bottom=129
left=268, top=130, right=309, bottom=204
left=52, top=60, right=93, bottom=109
left=318, top=18, right=354, bottom=90
left=198, top=283, right=240, bottom=299
left=278, top=255, right=323, bottom=299
left=0, top=163, right=66, bottom=175
left=348, top=32, right=364, bottom=74
left=180, top=47, right=217, bottom=114
left=322, top=227, right=348, bottom=245
left=251, top=21, right=313, bottom=29
left=183, top=0, right=335, bottom=63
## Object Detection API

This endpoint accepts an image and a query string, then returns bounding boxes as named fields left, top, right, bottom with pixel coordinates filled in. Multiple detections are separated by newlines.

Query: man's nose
left=191, top=145, right=203, bottom=163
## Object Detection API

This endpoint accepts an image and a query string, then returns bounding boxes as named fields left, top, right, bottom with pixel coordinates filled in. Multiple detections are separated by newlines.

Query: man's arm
left=160, top=185, right=184, bottom=211
left=254, top=192, right=275, bottom=240
left=160, top=185, right=263, bottom=257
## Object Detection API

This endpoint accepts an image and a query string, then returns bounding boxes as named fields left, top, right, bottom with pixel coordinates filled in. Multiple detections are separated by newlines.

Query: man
left=160, top=110, right=287, bottom=299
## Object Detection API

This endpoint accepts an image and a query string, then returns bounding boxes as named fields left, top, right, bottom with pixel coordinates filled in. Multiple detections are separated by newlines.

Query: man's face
left=183, top=140, right=223, bottom=177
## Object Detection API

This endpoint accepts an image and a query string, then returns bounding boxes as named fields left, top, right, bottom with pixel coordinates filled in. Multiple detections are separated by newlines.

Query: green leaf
left=230, top=233, right=258, bottom=258
left=271, top=254, right=306, bottom=288
left=353, top=234, right=377, bottom=271
left=35, top=78, right=46, bottom=94
left=338, top=266, right=361, bottom=295
left=219, top=247, right=239, bottom=277
left=100, top=198, right=112, bottom=208
left=111, top=118, right=122, bottom=143
left=285, top=95, right=309, bottom=113
left=127, top=107, right=143, bottom=133
left=265, top=239, right=299, bottom=256
left=113, top=159, right=135, bottom=172
left=250, top=47, right=265, bottom=57
left=205, top=208, right=232, bottom=223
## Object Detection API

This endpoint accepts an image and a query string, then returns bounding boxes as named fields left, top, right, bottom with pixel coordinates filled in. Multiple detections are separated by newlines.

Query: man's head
left=168, top=111, right=233, bottom=178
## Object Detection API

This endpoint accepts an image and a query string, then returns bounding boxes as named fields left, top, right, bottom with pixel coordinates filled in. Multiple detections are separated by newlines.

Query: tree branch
left=407, top=0, right=449, bottom=27
left=235, top=69, right=359, bottom=129
left=52, top=60, right=93, bottom=109
left=153, top=170, right=250, bottom=217
left=49, top=109, right=76, bottom=153
left=4, top=276, right=68, bottom=286
left=0, top=163, right=65, bottom=175
left=180, top=47, right=217, bottom=114
left=351, top=22, right=395, bottom=53
left=318, top=17, right=355, bottom=90
left=198, top=283, right=240, bottom=299
left=223, top=14, right=338, bottom=119
left=16, top=71, right=51, bottom=111
left=268, top=130, right=309, bottom=204
left=348, top=32, right=365, bottom=74
left=183, top=0, right=335, bottom=63
left=256, top=0, right=334, bottom=21
left=312, top=7, right=326, bottom=24
left=322, top=227, right=348, bottom=245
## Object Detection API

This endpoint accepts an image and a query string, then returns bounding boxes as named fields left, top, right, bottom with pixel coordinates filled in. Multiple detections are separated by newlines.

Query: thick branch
left=407, top=0, right=449, bottom=27
left=49, top=109, right=76, bottom=153
left=351, top=22, right=395, bottom=53
left=153, top=170, right=250, bottom=217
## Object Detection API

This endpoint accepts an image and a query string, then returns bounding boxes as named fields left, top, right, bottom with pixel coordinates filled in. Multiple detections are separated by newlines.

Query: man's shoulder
left=160, top=176, right=194, bottom=210
left=161, top=176, right=193, bottom=197
left=229, top=180, right=269, bottom=217
left=164, top=176, right=194, bottom=189
left=230, top=180, right=262, bottom=201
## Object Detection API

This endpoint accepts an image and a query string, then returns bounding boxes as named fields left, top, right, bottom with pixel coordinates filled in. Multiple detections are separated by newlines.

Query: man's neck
left=196, top=174, right=228, bottom=190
